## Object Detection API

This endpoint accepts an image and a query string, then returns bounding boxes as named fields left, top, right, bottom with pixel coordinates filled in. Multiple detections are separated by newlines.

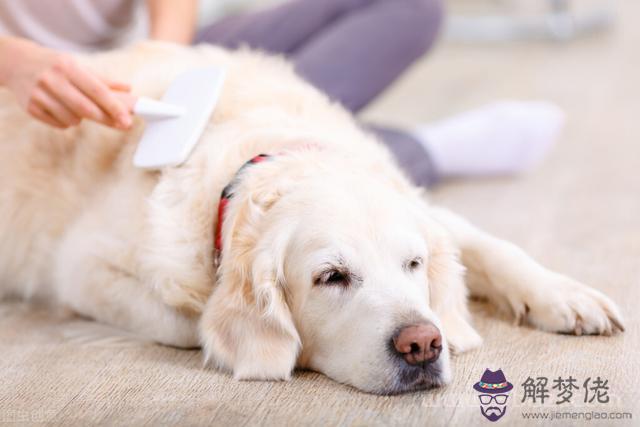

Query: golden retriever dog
left=0, top=42, right=624, bottom=394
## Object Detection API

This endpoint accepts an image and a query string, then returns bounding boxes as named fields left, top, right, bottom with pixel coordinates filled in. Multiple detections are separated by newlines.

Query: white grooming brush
left=133, top=67, right=226, bottom=169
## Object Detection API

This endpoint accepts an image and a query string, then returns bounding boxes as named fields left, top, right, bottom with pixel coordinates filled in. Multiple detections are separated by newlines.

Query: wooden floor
left=2, top=1, right=639, bottom=425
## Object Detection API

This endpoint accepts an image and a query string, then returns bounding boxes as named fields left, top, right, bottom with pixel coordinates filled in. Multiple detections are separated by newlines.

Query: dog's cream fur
left=0, top=42, right=624, bottom=394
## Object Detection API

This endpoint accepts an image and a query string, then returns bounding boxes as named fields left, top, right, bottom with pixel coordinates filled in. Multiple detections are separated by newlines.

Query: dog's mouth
left=380, top=362, right=445, bottom=395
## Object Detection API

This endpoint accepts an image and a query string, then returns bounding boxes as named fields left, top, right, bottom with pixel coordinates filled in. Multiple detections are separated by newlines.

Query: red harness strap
left=214, top=154, right=272, bottom=254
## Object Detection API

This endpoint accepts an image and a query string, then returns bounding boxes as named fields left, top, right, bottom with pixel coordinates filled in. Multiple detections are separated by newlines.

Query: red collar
left=214, top=154, right=272, bottom=254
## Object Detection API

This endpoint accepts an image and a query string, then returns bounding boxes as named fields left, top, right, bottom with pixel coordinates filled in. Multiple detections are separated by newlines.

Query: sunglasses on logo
left=478, top=394, right=509, bottom=405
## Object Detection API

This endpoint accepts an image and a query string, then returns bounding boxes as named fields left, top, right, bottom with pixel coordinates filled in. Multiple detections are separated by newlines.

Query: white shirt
left=0, top=0, right=148, bottom=52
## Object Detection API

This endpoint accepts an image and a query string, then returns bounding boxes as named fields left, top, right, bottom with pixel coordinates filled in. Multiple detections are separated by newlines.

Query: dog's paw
left=511, top=273, right=624, bottom=336
left=441, top=310, right=483, bottom=354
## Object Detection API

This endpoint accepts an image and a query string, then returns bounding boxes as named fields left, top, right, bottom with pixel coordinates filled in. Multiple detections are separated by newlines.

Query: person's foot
left=413, top=101, right=566, bottom=177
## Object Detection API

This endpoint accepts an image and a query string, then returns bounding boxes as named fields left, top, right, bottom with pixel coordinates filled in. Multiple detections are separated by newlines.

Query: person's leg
left=196, top=0, right=382, bottom=56
left=368, top=125, right=439, bottom=187
left=292, top=0, right=442, bottom=112
left=196, top=0, right=443, bottom=113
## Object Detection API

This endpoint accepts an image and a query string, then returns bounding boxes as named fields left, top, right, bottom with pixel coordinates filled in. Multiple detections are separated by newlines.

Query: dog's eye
left=406, top=257, right=423, bottom=271
left=315, top=269, right=349, bottom=286
left=327, top=270, right=346, bottom=283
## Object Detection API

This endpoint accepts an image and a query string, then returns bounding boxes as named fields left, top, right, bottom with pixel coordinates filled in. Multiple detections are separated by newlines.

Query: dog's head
left=199, top=153, right=481, bottom=394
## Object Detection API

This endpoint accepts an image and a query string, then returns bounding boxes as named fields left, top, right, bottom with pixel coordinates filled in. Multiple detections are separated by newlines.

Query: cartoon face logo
left=473, top=369, right=513, bottom=422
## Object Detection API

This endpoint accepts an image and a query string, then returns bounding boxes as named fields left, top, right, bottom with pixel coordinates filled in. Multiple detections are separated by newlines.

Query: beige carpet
left=2, top=2, right=639, bottom=426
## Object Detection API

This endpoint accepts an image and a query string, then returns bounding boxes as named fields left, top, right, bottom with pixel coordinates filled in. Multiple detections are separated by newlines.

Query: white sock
left=414, top=100, right=565, bottom=177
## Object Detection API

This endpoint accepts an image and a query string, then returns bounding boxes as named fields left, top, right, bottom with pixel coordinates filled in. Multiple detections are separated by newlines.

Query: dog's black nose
left=392, top=323, right=442, bottom=365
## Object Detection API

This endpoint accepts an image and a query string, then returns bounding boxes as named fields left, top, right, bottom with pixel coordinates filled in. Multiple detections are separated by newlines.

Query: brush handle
left=133, top=97, right=186, bottom=120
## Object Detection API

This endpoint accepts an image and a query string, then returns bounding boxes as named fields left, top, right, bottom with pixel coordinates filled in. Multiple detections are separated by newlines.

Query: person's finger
left=114, top=91, right=138, bottom=113
left=100, top=76, right=131, bottom=92
left=32, top=90, right=81, bottom=128
left=66, top=65, right=131, bottom=128
left=27, top=102, right=66, bottom=129
left=42, top=75, right=112, bottom=125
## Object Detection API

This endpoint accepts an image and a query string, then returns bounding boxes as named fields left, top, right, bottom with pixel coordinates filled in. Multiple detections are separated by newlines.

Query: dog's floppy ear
left=199, top=172, right=300, bottom=380
left=421, top=213, right=483, bottom=354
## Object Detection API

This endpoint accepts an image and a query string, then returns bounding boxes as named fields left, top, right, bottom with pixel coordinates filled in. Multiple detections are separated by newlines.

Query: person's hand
left=0, top=38, right=133, bottom=130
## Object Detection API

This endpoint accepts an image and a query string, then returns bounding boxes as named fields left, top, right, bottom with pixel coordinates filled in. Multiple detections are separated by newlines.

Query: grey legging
left=196, top=0, right=443, bottom=186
